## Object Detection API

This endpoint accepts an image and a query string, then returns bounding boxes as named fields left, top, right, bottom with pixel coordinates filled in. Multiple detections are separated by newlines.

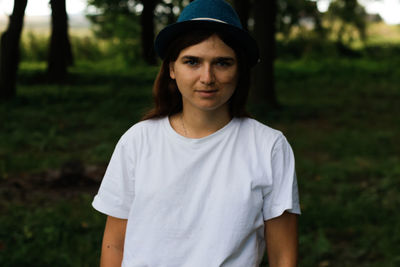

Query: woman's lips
left=196, top=89, right=218, bottom=97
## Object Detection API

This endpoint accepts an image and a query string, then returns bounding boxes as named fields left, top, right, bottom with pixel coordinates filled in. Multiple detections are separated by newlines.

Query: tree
left=0, top=0, right=28, bottom=100
left=233, top=0, right=251, bottom=31
left=47, top=0, right=74, bottom=82
left=327, top=0, right=368, bottom=45
left=141, top=0, right=160, bottom=65
left=155, top=0, right=190, bottom=29
left=88, top=0, right=165, bottom=65
left=234, top=0, right=321, bottom=108
left=276, top=0, right=323, bottom=38
left=251, top=0, right=279, bottom=108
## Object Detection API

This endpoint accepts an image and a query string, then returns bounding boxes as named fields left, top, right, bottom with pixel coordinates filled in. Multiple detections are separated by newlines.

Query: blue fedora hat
left=154, top=0, right=259, bottom=67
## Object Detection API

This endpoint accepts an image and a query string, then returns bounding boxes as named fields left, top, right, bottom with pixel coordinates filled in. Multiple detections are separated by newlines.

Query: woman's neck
left=170, top=106, right=232, bottom=139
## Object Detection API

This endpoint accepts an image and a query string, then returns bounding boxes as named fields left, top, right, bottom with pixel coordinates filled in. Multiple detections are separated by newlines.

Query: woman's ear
left=169, top=62, right=176, bottom=79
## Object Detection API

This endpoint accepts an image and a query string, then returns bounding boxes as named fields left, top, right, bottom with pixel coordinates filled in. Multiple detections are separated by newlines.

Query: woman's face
left=169, top=34, right=238, bottom=114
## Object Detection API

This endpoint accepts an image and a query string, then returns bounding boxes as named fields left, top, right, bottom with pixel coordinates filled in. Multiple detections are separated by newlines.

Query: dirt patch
left=0, top=161, right=106, bottom=204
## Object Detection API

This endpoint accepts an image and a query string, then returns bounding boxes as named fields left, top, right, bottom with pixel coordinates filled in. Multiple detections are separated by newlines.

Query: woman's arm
left=100, top=216, right=128, bottom=267
left=264, top=211, right=299, bottom=267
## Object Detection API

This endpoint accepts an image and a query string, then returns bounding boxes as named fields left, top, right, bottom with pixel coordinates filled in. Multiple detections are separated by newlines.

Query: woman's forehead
left=177, top=34, right=236, bottom=59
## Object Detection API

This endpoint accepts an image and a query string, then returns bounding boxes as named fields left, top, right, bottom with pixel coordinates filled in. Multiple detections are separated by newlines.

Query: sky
left=1, top=0, right=400, bottom=25
left=317, top=0, right=400, bottom=24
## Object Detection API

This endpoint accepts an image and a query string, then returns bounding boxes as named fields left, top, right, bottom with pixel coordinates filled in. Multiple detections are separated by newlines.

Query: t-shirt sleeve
left=262, top=134, right=301, bottom=221
left=92, top=135, right=135, bottom=219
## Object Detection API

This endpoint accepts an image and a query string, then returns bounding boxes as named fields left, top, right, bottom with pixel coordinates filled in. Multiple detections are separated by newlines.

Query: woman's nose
left=199, top=64, right=215, bottom=85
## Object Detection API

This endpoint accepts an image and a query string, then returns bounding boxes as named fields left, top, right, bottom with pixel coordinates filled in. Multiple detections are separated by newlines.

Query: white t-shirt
left=92, top=116, right=301, bottom=267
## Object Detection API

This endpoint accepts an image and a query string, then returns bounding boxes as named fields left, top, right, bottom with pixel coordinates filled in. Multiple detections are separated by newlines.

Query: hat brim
left=155, top=20, right=259, bottom=67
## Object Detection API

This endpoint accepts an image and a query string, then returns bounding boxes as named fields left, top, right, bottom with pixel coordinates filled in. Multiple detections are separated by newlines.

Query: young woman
left=92, top=0, right=301, bottom=266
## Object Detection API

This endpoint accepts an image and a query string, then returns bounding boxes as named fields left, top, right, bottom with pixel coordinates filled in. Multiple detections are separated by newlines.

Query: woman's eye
left=216, top=60, right=232, bottom=67
left=184, top=59, right=198, bottom=66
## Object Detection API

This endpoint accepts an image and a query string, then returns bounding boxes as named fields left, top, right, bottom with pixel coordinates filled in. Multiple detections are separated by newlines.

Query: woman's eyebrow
left=180, top=55, right=236, bottom=61
left=215, top=57, right=236, bottom=62
left=181, top=55, right=199, bottom=61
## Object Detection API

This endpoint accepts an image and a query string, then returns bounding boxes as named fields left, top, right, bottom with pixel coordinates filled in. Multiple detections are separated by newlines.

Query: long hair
left=142, top=29, right=251, bottom=120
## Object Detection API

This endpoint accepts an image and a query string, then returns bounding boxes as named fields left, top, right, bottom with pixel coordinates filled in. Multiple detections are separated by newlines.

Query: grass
left=367, top=22, right=400, bottom=44
left=1, top=57, right=399, bottom=266
left=270, top=59, right=400, bottom=266
left=0, top=195, right=104, bottom=267
left=0, top=60, right=158, bottom=176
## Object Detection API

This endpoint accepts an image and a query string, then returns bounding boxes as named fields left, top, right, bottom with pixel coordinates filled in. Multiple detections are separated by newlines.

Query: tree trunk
left=251, top=0, right=279, bottom=109
left=140, top=0, right=158, bottom=65
left=48, top=0, right=73, bottom=82
left=0, top=0, right=27, bottom=100
left=233, top=0, right=251, bottom=31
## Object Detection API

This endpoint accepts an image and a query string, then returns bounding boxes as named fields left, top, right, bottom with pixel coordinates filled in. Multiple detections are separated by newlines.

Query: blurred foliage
left=326, top=0, right=368, bottom=45
left=17, top=20, right=400, bottom=63
left=20, top=32, right=111, bottom=63
left=20, top=32, right=48, bottom=62
left=81, top=0, right=375, bottom=62
left=276, top=0, right=323, bottom=37
left=85, top=0, right=191, bottom=64
left=276, top=36, right=339, bottom=59
left=154, top=0, right=191, bottom=26
left=86, top=0, right=142, bottom=64
left=86, top=0, right=190, bottom=29
left=274, top=0, right=371, bottom=49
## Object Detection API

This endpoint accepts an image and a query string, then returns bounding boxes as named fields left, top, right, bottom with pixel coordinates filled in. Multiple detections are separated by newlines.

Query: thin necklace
left=181, top=113, right=188, bottom=137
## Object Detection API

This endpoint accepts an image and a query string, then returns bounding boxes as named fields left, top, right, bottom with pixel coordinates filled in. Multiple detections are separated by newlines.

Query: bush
left=19, top=32, right=142, bottom=64
left=363, top=43, right=400, bottom=60
left=20, top=32, right=49, bottom=62
left=70, top=35, right=105, bottom=62
left=276, top=37, right=340, bottom=60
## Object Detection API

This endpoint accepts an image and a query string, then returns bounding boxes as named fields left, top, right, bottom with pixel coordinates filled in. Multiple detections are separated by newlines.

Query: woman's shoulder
left=237, top=117, right=294, bottom=158
left=118, top=117, right=167, bottom=143
left=238, top=117, right=284, bottom=141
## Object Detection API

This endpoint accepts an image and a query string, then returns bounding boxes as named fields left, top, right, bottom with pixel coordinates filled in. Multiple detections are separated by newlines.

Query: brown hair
left=142, top=29, right=251, bottom=120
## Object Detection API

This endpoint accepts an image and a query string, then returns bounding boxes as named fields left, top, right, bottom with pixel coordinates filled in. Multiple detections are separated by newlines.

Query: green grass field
left=0, top=56, right=399, bottom=266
